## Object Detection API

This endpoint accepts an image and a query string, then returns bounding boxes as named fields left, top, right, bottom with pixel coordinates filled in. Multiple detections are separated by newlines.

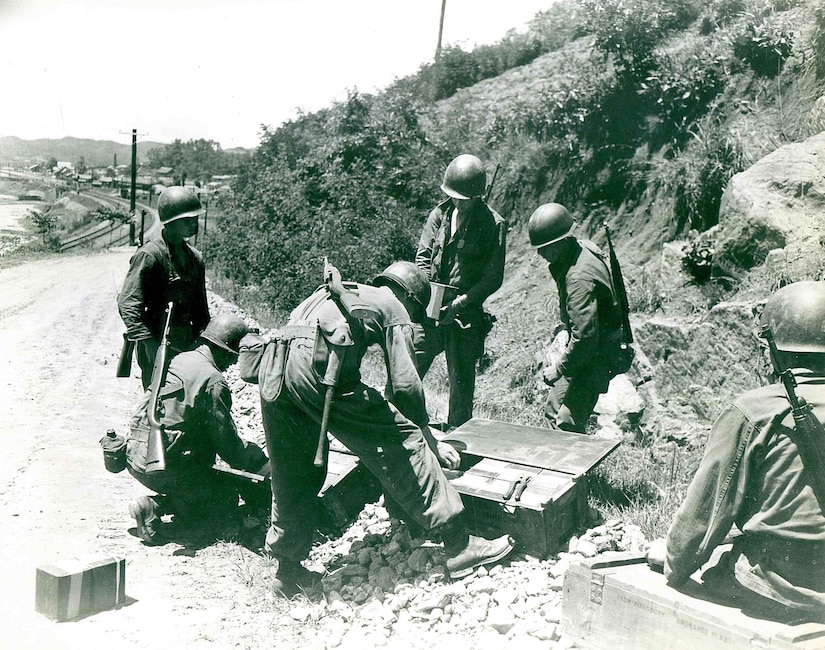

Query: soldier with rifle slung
left=245, top=260, right=513, bottom=596
left=647, top=281, right=825, bottom=622
left=415, top=154, right=506, bottom=428
left=528, top=203, right=632, bottom=433
left=117, top=186, right=210, bottom=389
left=126, top=314, right=267, bottom=545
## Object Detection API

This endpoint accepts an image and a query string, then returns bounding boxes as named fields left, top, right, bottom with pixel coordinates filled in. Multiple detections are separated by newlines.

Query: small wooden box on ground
left=562, top=553, right=825, bottom=650
left=35, top=554, right=126, bottom=622
left=442, top=418, right=619, bottom=558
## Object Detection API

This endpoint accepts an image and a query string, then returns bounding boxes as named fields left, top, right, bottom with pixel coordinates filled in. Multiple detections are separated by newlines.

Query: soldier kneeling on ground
left=647, top=281, right=825, bottom=623
left=126, top=314, right=268, bottom=545
left=244, top=261, right=514, bottom=596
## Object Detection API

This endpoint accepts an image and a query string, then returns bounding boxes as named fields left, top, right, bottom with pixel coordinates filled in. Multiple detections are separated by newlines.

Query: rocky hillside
left=419, top=2, right=825, bottom=444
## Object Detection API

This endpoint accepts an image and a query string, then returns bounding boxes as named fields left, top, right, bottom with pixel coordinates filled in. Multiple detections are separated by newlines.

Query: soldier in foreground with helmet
left=415, top=154, right=506, bottom=428
left=126, top=314, right=268, bottom=545
left=118, top=186, right=210, bottom=389
left=247, top=261, right=513, bottom=596
left=647, top=281, right=825, bottom=622
left=528, top=202, right=626, bottom=433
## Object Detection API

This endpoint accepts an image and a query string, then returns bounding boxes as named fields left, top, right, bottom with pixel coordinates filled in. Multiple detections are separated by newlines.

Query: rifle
left=484, top=163, right=501, bottom=204
left=761, top=325, right=825, bottom=509
left=603, top=223, right=634, bottom=346
left=313, top=259, right=379, bottom=467
left=145, top=302, right=174, bottom=473
left=116, top=333, right=135, bottom=378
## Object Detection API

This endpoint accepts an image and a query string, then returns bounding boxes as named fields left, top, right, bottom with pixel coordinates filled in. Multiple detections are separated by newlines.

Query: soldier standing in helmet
left=648, top=281, right=825, bottom=622
left=250, top=261, right=513, bottom=595
left=529, top=202, right=625, bottom=433
left=126, top=314, right=267, bottom=545
left=118, top=186, right=210, bottom=389
left=415, top=154, right=506, bottom=428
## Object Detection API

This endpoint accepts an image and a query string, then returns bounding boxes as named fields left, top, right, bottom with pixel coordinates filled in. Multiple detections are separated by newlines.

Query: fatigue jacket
left=666, top=372, right=825, bottom=611
left=128, top=346, right=266, bottom=473
left=415, top=199, right=506, bottom=311
left=549, top=239, right=623, bottom=379
left=284, top=284, right=429, bottom=428
left=118, top=235, right=209, bottom=351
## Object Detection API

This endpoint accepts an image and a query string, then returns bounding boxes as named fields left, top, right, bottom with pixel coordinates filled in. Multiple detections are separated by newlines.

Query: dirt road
left=0, top=248, right=287, bottom=650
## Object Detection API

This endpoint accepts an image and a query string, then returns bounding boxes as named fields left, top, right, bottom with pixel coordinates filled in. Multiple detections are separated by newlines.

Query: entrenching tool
left=312, top=259, right=379, bottom=468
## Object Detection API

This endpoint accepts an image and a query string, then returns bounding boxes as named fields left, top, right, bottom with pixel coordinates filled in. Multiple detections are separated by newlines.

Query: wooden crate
left=35, top=554, right=126, bottom=621
left=562, top=554, right=825, bottom=650
left=449, top=458, right=589, bottom=558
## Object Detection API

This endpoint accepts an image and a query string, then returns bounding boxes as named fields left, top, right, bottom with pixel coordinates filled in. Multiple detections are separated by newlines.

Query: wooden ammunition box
left=317, top=449, right=382, bottom=535
left=449, top=458, right=589, bottom=558
left=562, top=554, right=825, bottom=650
left=442, top=418, right=620, bottom=558
left=35, top=554, right=126, bottom=622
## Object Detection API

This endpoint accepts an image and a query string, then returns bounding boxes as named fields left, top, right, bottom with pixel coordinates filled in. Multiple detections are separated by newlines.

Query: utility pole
left=120, top=128, right=147, bottom=246
left=130, top=128, right=137, bottom=215
left=435, top=0, right=447, bottom=60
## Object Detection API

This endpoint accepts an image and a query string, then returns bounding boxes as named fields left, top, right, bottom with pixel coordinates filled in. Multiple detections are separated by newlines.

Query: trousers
left=413, top=320, right=484, bottom=428
left=263, top=345, right=465, bottom=562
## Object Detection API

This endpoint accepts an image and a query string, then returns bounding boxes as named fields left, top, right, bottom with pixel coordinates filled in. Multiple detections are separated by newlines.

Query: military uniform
left=260, top=283, right=465, bottom=562
left=665, top=372, right=825, bottom=619
left=126, top=346, right=266, bottom=519
left=415, top=198, right=506, bottom=427
left=118, top=234, right=210, bottom=389
left=545, top=239, right=623, bottom=432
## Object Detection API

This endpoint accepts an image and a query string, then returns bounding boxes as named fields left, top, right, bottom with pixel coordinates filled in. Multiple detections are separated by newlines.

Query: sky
left=0, top=0, right=555, bottom=150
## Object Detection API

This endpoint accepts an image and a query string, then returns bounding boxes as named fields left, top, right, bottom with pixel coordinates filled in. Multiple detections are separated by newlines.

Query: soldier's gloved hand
left=542, top=365, right=562, bottom=387
left=435, top=441, right=461, bottom=470
left=439, top=295, right=468, bottom=325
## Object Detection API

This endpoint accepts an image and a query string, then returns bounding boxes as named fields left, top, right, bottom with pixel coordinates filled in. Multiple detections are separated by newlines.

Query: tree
left=28, top=209, right=60, bottom=249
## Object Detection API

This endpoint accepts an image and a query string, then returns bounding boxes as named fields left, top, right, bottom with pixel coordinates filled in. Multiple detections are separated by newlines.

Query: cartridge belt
left=739, top=534, right=825, bottom=566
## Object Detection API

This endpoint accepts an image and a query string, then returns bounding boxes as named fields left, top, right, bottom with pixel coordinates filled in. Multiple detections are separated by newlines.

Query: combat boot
left=128, top=495, right=163, bottom=545
left=272, top=561, right=323, bottom=598
left=443, top=527, right=514, bottom=579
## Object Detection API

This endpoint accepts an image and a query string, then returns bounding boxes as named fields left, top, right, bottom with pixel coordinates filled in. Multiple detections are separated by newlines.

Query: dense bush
left=579, top=0, right=700, bottom=78
left=639, top=43, right=730, bottom=144
left=732, top=17, right=794, bottom=76
left=210, top=90, right=445, bottom=311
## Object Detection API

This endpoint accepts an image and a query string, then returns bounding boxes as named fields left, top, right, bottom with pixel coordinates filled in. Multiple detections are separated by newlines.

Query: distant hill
left=0, top=136, right=168, bottom=168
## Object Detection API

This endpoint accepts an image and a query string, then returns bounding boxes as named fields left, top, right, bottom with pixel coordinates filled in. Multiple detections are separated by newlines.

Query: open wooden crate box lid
left=441, top=417, right=619, bottom=477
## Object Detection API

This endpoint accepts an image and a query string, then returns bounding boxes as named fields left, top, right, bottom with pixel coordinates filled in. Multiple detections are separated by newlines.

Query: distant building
left=154, top=167, right=175, bottom=185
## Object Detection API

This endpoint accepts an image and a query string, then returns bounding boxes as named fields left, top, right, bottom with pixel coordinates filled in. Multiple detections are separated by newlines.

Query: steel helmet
left=372, top=261, right=431, bottom=308
left=200, top=314, right=250, bottom=355
left=759, top=281, right=825, bottom=353
left=441, top=154, right=487, bottom=200
left=528, top=203, right=576, bottom=248
left=157, top=186, right=205, bottom=225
